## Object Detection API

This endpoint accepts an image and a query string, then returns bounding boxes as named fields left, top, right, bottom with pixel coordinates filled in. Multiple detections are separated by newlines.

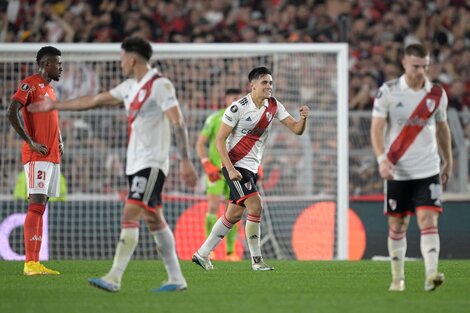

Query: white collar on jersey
left=247, top=93, right=270, bottom=108
left=399, top=74, right=432, bottom=92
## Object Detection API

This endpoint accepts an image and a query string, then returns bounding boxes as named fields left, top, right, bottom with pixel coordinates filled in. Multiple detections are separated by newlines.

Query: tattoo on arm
left=173, top=122, right=191, bottom=159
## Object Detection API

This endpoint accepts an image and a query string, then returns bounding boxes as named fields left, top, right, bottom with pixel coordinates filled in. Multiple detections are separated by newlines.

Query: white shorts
left=24, top=161, right=61, bottom=197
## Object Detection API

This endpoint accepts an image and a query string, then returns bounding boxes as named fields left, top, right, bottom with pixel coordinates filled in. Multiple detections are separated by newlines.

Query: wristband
left=377, top=154, right=387, bottom=164
left=201, top=158, right=209, bottom=164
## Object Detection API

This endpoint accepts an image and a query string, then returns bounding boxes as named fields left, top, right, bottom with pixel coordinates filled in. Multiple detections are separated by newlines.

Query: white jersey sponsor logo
left=221, top=94, right=290, bottom=173
left=372, top=75, right=448, bottom=180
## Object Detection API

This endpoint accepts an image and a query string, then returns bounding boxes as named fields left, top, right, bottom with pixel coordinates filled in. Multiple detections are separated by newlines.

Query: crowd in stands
left=1, top=0, right=469, bottom=109
left=0, top=0, right=469, bottom=195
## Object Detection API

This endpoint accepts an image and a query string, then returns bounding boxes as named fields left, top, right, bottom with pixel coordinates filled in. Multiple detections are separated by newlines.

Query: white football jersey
left=372, top=75, right=448, bottom=180
left=222, top=93, right=291, bottom=173
left=110, top=68, right=179, bottom=175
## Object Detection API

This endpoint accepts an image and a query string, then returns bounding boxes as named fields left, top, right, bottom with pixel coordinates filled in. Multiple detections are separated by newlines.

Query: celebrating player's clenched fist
left=299, top=105, right=310, bottom=120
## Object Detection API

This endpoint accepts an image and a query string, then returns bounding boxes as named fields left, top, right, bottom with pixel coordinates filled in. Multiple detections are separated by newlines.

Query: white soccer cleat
left=88, top=277, right=121, bottom=292
left=192, top=252, right=214, bottom=270
left=425, top=272, right=445, bottom=291
left=251, top=256, right=274, bottom=271
left=388, top=279, right=405, bottom=292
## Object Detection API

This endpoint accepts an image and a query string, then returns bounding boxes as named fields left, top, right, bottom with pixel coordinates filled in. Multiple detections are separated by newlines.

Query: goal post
left=0, top=43, right=349, bottom=261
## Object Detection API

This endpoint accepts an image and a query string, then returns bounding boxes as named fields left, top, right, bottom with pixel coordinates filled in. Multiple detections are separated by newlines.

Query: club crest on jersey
left=21, top=83, right=29, bottom=91
left=138, top=90, right=146, bottom=102
left=388, top=199, right=397, bottom=211
left=426, top=98, right=435, bottom=112
left=244, top=182, right=252, bottom=190
left=266, top=112, right=273, bottom=122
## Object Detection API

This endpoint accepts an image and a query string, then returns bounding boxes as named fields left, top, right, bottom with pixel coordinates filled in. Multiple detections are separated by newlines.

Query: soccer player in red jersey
left=7, top=46, right=63, bottom=275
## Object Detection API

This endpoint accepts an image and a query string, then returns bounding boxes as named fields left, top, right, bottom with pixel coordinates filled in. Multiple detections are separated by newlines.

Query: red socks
left=24, top=203, right=45, bottom=262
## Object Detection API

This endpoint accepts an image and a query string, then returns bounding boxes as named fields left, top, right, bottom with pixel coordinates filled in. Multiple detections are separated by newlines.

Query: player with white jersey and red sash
left=193, top=66, right=310, bottom=271
left=371, top=44, right=452, bottom=292
left=29, top=37, right=197, bottom=293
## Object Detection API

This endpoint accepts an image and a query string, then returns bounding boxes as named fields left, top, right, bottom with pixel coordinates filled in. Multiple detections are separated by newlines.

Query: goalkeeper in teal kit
left=196, top=88, right=242, bottom=261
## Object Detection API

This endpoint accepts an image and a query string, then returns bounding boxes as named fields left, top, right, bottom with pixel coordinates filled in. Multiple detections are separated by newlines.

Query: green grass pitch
left=1, top=260, right=468, bottom=313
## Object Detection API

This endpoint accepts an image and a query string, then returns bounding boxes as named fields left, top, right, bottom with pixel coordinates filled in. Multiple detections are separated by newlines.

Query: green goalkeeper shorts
left=206, top=176, right=230, bottom=200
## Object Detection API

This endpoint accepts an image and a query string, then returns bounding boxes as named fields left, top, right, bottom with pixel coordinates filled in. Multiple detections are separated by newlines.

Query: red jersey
left=11, top=74, right=60, bottom=164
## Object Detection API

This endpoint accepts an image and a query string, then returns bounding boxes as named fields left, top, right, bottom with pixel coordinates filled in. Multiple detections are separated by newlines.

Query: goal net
left=0, top=43, right=349, bottom=261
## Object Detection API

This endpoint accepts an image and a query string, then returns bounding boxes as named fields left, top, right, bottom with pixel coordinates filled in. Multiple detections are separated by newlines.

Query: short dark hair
left=404, top=44, right=428, bottom=58
left=36, top=46, right=61, bottom=66
left=225, top=88, right=242, bottom=96
left=248, top=67, right=272, bottom=82
left=121, top=36, right=152, bottom=61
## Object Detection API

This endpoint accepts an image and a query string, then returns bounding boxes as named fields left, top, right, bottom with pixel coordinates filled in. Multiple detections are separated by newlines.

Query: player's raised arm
left=164, top=105, right=198, bottom=187
left=28, top=91, right=122, bottom=112
left=280, top=105, right=309, bottom=135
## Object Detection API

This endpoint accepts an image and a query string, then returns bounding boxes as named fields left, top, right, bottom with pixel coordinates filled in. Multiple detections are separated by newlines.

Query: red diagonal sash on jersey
left=228, top=98, right=277, bottom=164
left=387, top=85, right=443, bottom=164
left=127, top=74, right=161, bottom=142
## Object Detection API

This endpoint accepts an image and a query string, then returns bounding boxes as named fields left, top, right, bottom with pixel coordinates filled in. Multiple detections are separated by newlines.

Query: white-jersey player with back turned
left=29, top=36, right=198, bottom=293
left=371, top=43, right=452, bottom=292
left=192, top=66, right=310, bottom=271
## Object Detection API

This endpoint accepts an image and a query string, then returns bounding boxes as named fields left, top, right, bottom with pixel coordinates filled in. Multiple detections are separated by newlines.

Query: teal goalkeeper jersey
left=200, top=109, right=225, bottom=168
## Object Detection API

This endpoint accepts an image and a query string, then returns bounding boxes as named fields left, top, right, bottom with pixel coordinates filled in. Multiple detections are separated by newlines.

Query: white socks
left=388, top=230, right=407, bottom=281
left=420, top=227, right=440, bottom=277
left=152, top=226, right=185, bottom=284
left=198, top=215, right=233, bottom=257
left=246, top=214, right=262, bottom=259
left=104, top=227, right=139, bottom=284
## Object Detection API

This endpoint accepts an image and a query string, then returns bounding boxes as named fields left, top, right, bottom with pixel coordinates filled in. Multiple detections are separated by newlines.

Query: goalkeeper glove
left=202, top=158, right=221, bottom=182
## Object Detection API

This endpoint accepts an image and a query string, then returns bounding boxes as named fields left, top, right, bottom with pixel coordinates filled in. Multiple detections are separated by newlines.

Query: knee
left=247, top=205, right=262, bottom=217
left=225, top=206, right=244, bottom=224
left=225, top=211, right=242, bottom=224
left=418, top=216, right=437, bottom=230
left=143, top=209, right=166, bottom=231
left=389, top=219, right=408, bottom=233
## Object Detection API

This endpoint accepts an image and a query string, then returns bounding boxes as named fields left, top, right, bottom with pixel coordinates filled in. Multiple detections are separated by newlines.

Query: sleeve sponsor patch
left=230, top=105, right=238, bottom=113
left=21, top=83, right=30, bottom=91
left=164, top=83, right=174, bottom=92
left=224, top=114, right=233, bottom=121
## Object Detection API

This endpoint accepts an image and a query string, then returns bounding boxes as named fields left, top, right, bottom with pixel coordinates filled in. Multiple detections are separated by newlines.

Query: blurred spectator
left=1, top=0, right=469, bottom=196
left=0, top=1, right=467, bottom=104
